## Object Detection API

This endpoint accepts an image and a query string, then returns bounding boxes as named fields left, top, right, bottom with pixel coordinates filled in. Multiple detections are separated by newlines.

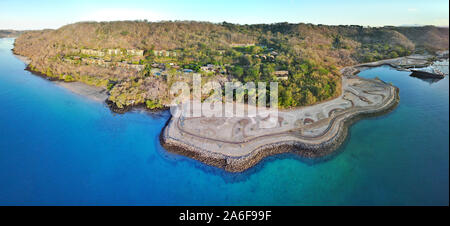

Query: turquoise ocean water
left=0, top=38, right=448, bottom=205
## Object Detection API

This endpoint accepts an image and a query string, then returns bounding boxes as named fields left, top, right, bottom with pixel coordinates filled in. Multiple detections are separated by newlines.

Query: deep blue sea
left=0, top=38, right=448, bottom=205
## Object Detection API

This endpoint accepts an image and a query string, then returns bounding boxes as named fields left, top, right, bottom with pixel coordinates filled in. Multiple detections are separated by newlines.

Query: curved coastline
left=24, top=65, right=109, bottom=103
left=13, top=49, right=407, bottom=173
left=160, top=89, right=399, bottom=173
left=161, top=74, right=401, bottom=172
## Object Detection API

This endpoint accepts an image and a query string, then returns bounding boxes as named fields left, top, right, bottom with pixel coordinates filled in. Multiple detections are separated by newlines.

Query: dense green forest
left=13, top=21, right=449, bottom=110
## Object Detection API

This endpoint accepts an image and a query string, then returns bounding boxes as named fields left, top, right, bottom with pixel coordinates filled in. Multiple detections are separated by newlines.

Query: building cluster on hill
left=63, top=45, right=243, bottom=77
left=153, top=50, right=178, bottom=57
left=63, top=48, right=231, bottom=76
left=254, top=51, right=278, bottom=61
left=78, top=48, right=144, bottom=57
left=64, top=54, right=145, bottom=71
left=62, top=45, right=293, bottom=80
left=274, top=70, right=289, bottom=80
left=200, top=64, right=227, bottom=74
left=230, top=43, right=255, bottom=47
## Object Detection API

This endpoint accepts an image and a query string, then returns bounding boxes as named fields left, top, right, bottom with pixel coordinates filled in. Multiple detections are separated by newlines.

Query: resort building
left=127, top=49, right=144, bottom=56
left=274, top=70, right=289, bottom=80
left=153, top=50, right=176, bottom=57
left=230, top=43, right=255, bottom=47
left=81, top=49, right=105, bottom=57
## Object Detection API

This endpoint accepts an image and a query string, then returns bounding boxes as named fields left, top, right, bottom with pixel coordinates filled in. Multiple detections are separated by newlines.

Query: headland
left=161, top=64, right=400, bottom=172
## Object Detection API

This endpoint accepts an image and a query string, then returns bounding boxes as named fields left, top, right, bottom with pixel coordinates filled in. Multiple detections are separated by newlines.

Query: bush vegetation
left=13, top=21, right=449, bottom=110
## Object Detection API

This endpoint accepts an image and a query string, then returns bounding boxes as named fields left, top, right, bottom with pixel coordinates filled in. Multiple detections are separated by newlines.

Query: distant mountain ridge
left=0, top=30, right=25, bottom=38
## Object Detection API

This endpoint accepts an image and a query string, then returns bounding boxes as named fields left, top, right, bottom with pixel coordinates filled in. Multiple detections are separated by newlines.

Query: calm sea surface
left=0, top=38, right=448, bottom=205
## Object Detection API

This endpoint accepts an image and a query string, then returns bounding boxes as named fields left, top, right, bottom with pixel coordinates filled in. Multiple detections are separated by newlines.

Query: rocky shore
left=161, top=95, right=400, bottom=172
left=162, top=93, right=399, bottom=172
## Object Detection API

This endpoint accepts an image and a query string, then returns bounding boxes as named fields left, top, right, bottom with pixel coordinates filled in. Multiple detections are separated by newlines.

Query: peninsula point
left=161, top=67, right=399, bottom=172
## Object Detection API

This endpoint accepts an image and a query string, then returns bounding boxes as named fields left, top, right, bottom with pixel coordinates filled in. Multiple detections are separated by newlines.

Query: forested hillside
left=13, top=21, right=449, bottom=111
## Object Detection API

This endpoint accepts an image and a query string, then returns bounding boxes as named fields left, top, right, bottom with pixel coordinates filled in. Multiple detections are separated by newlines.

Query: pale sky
left=0, top=0, right=448, bottom=30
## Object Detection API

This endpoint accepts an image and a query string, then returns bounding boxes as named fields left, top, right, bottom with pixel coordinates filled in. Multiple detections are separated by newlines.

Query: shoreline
left=352, top=54, right=446, bottom=72
left=160, top=63, right=402, bottom=172
left=161, top=89, right=399, bottom=172
left=14, top=54, right=109, bottom=103
left=14, top=48, right=441, bottom=114
left=13, top=54, right=31, bottom=65
left=55, top=81, right=108, bottom=102
left=13, top=50, right=437, bottom=173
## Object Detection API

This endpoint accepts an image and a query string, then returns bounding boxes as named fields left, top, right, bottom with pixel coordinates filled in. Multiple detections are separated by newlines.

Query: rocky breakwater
left=161, top=68, right=400, bottom=172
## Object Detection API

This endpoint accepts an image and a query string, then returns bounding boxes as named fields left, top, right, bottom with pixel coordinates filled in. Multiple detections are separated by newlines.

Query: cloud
left=79, top=8, right=169, bottom=22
